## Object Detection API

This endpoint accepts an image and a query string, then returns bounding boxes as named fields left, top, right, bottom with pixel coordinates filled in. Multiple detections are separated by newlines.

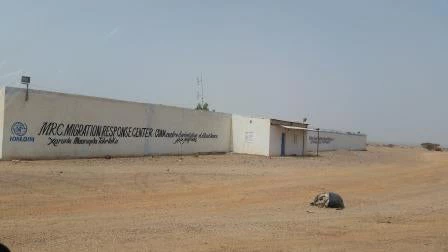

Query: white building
left=232, top=115, right=367, bottom=156
left=0, top=86, right=367, bottom=160
left=232, top=115, right=309, bottom=156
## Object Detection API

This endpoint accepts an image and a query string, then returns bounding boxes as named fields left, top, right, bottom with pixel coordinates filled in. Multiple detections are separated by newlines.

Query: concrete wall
left=306, top=130, right=367, bottom=153
left=0, top=88, right=4, bottom=159
left=269, top=125, right=306, bottom=156
left=2, top=87, right=231, bottom=160
left=0, top=87, right=368, bottom=160
left=231, top=115, right=270, bottom=156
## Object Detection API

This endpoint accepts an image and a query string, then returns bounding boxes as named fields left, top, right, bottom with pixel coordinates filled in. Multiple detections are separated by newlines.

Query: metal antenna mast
left=196, top=73, right=204, bottom=107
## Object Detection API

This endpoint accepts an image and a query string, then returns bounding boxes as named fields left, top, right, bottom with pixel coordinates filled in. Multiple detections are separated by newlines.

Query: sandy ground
left=0, top=146, right=447, bottom=252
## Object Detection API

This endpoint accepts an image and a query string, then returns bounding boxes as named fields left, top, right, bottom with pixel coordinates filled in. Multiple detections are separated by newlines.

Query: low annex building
left=232, top=115, right=309, bottom=156
left=232, top=115, right=367, bottom=156
left=0, top=87, right=366, bottom=160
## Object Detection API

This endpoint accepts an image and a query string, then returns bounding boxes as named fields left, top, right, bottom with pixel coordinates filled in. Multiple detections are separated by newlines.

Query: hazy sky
left=1, top=1, right=447, bottom=146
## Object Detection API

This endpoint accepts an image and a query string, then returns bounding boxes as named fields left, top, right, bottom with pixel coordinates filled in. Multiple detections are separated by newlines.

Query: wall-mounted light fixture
left=20, top=76, right=31, bottom=101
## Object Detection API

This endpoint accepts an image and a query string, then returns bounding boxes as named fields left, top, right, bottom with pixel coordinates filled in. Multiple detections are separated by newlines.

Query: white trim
left=280, top=125, right=318, bottom=131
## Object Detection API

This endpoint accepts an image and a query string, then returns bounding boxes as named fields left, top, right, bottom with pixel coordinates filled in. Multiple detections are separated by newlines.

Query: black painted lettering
left=48, top=122, right=58, bottom=136
left=64, top=124, right=75, bottom=136
left=38, top=122, right=50, bottom=135
left=56, top=123, right=65, bottom=136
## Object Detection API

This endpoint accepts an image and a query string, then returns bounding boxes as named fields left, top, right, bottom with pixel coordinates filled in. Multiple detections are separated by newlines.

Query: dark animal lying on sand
left=310, top=192, right=345, bottom=209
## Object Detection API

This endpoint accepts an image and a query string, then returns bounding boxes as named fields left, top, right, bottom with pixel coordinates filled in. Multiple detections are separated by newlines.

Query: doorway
left=281, top=132, right=286, bottom=156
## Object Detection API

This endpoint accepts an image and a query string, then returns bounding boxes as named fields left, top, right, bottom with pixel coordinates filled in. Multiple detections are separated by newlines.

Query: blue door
left=281, top=133, right=286, bottom=156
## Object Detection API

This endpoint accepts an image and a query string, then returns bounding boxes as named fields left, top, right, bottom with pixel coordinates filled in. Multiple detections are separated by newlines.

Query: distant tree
left=195, top=102, right=211, bottom=111
left=202, top=102, right=209, bottom=111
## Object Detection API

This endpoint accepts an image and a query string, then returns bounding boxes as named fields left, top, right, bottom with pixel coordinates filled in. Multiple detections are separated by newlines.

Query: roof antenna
left=196, top=73, right=204, bottom=107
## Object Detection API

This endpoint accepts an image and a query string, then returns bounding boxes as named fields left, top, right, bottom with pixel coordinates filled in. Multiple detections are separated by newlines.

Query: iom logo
left=10, top=122, right=34, bottom=142
left=11, top=122, right=28, bottom=136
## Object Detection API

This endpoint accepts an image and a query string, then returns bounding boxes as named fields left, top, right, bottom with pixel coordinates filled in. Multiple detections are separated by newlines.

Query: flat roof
left=280, top=125, right=319, bottom=131
left=270, top=118, right=309, bottom=128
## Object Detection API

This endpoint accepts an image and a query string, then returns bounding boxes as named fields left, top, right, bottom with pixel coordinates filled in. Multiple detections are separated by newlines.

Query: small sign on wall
left=309, top=136, right=334, bottom=144
left=245, top=132, right=255, bottom=143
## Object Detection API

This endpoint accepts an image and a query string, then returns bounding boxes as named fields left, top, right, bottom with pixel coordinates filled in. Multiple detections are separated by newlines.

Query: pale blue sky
left=1, top=1, right=447, bottom=146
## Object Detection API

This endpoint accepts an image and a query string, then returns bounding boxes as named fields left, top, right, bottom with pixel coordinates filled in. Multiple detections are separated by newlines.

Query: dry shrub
left=421, top=143, right=441, bottom=151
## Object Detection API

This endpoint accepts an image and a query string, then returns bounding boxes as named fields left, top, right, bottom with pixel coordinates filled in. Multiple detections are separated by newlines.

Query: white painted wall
left=231, top=115, right=270, bottom=156
left=306, top=130, right=367, bottom=153
left=285, top=128, right=306, bottom=156
left=0, top=87, right=368, bottom=160
left=269, top=126, right=282, bottom=156
left=0, top=88, right=5, bottom=159
left=269, top=125, right=306, bottom=156
left=1, top=87, right=231, bottom=160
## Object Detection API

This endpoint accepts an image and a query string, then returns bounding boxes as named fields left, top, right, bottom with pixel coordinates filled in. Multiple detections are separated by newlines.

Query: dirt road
left=1, top=146, right=447, bottom=251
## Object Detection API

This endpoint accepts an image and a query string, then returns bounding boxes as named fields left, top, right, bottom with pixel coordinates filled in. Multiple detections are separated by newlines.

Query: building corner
left=0, top=86, right=6, bottom=160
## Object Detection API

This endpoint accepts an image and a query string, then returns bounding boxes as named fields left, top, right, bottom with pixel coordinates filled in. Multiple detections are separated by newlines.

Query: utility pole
left=316, top=128, right=320, bottom=157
